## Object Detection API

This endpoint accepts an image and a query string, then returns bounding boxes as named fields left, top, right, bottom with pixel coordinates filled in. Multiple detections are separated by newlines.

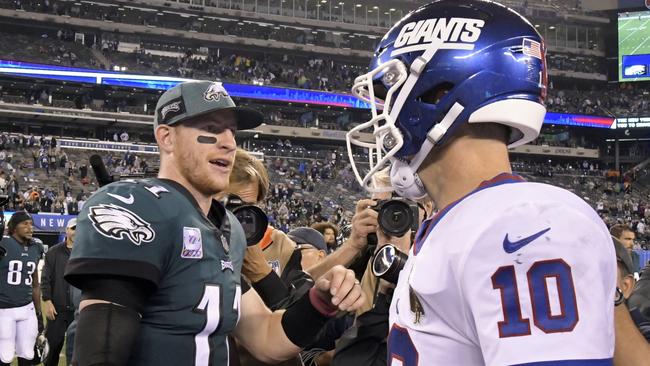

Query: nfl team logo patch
left=182, top=227, right=203, bottom=259
left=268, top=260, right=281, bottom=275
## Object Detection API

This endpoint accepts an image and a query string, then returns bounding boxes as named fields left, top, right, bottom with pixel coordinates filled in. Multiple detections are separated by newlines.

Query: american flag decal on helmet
left=522, top=39, right=542, bottom=60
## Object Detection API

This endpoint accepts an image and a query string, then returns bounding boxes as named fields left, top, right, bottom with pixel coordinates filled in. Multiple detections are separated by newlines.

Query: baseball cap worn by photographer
left=287, top=227, right=328, bottom=252
left=154, top=81, right=264, bottom=130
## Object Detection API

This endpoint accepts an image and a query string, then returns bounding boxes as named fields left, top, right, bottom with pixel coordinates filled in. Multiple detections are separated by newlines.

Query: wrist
left=309, top=287, right=338, bottom=317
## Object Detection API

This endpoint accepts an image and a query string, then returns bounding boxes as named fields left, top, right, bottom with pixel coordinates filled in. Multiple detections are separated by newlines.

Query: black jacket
left=41, top=242, right=74, bottom=312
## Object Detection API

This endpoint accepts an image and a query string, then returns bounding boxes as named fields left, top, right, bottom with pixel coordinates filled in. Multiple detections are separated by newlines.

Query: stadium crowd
left=2, top=129, right=650, bottom=252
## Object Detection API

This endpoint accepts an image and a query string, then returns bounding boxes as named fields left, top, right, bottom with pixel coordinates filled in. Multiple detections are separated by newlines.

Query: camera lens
left=378, top=200, right=412, bottom=237
left=372, top=244, right=408, bottom=284
left=232, top=206, right=268, bottom=246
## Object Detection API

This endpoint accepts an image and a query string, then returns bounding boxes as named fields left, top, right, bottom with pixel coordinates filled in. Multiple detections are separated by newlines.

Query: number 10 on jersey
left=492, top=259, right=579, bottom=338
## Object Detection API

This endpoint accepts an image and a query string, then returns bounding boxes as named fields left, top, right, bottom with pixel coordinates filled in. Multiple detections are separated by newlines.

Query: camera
left=373, top=198, right=419, bottom=237
left=372, top=244, right=408, bottom=284
left=223, top=194, right=268, bottom=246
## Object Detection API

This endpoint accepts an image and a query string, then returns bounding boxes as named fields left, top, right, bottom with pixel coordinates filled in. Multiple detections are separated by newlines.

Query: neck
left=419, top=135, right=512, bottom=209
left=158, top=161, right=212, bottom=214
left=66, top=239, right=73, bottom=248
left=12, top=234, right=27, bottom=245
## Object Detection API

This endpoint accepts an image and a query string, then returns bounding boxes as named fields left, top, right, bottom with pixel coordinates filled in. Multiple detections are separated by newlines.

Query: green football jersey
left=65, top=178, right=246, bottom=366
left=0, top=236, right=44, bottom=308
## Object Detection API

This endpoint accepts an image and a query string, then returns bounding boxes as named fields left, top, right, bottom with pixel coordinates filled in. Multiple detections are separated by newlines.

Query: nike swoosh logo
left=107, top=193, right=135, bottom=205
left=503, top=227, right=551, bottom=254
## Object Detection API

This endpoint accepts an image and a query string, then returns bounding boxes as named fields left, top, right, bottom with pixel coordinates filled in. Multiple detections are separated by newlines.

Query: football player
left=346, top=1, right=616, bottom=364
left=0, top=212, right=45, bottom=366
left=64, top=80, right=365, bottom=366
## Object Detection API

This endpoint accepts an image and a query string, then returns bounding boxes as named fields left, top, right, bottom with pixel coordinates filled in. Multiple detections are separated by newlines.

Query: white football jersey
left=388, top=173, right=616, bottom=366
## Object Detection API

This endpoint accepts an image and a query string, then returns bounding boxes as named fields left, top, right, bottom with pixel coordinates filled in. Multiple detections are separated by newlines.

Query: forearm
left=306, top=243, right=360, bottom=279
left=258, top=310, right=302, bottom=363
left=614, top=304, right=650, bottom=366
left=32, top=287, right=42, bottom=313
left=75, top=301, right=141, bottom=365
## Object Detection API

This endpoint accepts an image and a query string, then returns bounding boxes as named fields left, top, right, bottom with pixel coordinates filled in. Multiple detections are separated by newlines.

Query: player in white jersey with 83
left=345, top=0, right=617, bottom=365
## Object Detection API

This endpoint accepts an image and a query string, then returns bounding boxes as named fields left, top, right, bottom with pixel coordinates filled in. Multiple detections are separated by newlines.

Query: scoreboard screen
left=619, top=10, right=650, bottom=82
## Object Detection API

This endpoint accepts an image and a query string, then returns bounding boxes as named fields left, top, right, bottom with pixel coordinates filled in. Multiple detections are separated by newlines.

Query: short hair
left=461, top=122, right=510, bottom=144
left=227, top=148, right=269, bottom=202
left=610, top=224, right=633, bottom=239
left=311, top=222, right=339, bottom=238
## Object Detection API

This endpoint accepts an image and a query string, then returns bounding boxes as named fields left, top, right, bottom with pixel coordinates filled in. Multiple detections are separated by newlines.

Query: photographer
left=223, top=149, right=374, bottom=366
left=333, top=170, right=432, bottom=366
left=223, top=148, right=379, bottom=284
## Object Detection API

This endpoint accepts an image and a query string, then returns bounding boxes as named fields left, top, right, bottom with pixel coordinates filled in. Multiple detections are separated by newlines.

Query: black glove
left=0, top=245, right=6, bottom=258
left=36, top=310, right=44, bottom=333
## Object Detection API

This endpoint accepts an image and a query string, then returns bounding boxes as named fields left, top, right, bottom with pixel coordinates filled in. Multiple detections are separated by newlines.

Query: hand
left=348, top=199, right=378, bottom=250
left=242, top=244, right=273, bottom=283
left=313, top=265, right=365, bottom=312
left=43, top=300, right=57, bottom=321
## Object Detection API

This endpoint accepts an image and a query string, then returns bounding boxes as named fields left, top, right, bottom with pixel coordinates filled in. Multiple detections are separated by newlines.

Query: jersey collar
left=413, top=172, right=525, bottom=255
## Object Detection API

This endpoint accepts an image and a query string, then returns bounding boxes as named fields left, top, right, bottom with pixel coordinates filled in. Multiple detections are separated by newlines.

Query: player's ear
left=621, top=275, right=635, bottom=299
left=155, top=125, right=174, bottom=154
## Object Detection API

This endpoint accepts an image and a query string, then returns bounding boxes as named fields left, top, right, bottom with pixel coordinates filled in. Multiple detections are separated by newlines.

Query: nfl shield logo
left=268, top=260, right=281, bottom=275
left=182, top=227, right=203, bottom=259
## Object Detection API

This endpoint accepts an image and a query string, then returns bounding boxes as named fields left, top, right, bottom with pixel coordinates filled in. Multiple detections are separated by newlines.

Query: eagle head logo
left=203, top=82, right=229, bottom=102
left=89, top=204, right=155, bottom=245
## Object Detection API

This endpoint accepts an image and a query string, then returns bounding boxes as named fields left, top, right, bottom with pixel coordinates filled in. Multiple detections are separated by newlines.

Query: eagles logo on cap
left=204, top=83, right=229, bottom=102
left=158, top=98, right=186, bottom=124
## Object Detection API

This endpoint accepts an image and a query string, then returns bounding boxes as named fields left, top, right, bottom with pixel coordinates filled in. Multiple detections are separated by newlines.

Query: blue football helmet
left=346, top=0, right=547, bottom=199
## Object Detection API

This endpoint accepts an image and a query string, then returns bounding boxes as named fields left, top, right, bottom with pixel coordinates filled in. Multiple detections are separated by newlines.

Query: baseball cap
left=613, top=236, right=635, bottom=275
left=66, top=218, right=77, bottom=229
left=287, top=227, right=327, bottom=252
left=8, top=211, right=32, bottom=227
left=154, top=81, right=264, bottom=130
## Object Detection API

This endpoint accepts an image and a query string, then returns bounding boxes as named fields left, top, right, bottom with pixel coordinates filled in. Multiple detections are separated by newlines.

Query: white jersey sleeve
left=460, top=185, right=616, bottom=365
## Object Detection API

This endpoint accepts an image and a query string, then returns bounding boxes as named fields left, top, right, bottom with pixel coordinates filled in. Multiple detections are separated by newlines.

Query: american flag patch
left=522, top=39, right=542, bottom=60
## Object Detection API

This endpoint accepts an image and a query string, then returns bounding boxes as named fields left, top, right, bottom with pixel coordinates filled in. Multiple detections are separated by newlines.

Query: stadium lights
left=356, top=3, right=361, bottom=6
left=549, top=25, right=555, bottom=29
left=373, top=5, right=378, bottom=9
left=339, top=2, right=344, bottom=4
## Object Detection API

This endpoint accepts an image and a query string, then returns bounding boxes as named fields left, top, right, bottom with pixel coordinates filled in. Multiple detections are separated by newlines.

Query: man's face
left=323, top=228, right=336, bottom=246
left=14, top=220, right=33, bottom=242
left=232, top=179, right=260, bottom=205
left=66, top=225, right=76, bottom=245
left=618, top=230, right=635, bottom=250
left=298, top=244, right=326, bottom=269
left=173, top=111, right=238, bottom=196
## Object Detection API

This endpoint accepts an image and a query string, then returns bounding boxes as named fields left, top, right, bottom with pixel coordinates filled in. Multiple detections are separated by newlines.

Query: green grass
left=618, top=12, right=650, bottom=82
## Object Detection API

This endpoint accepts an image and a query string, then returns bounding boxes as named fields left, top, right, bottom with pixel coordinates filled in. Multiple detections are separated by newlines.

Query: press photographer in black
left=333, top=170, right=432, bottom=366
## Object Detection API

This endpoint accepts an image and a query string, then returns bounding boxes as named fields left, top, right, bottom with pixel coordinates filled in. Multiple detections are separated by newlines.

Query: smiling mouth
left=209, top=159, right=230, bottom=168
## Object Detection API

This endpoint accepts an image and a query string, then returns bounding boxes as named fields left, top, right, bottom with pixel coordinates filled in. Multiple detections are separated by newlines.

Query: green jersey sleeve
left=65, top=180, right=172, bottom=290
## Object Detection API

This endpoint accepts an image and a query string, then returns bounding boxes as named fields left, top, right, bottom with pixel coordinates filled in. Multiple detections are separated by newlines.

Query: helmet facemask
left=347, top=59, right=409, bottom=193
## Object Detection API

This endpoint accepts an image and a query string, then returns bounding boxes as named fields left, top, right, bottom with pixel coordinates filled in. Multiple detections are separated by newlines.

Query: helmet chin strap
left=390, top=103, right=465, bottom=200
